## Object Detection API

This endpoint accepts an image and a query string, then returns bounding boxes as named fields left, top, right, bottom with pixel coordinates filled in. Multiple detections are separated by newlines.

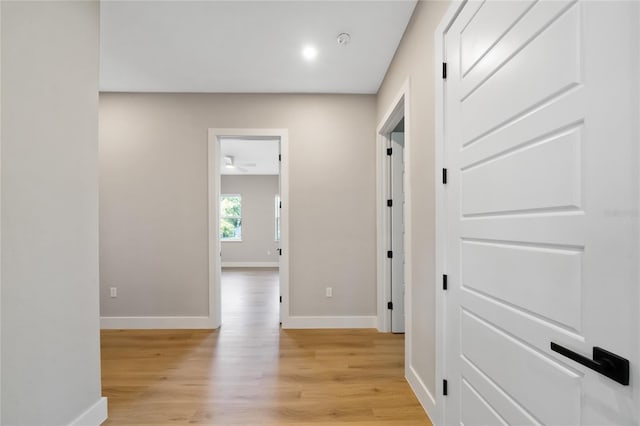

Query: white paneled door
left=390, top=131, right=405, bottom=333
left=443, top=1, right=638, bottom=425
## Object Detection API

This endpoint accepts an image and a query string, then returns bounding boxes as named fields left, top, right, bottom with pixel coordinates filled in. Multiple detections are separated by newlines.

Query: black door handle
left=550, top=342, right=629, bottom=385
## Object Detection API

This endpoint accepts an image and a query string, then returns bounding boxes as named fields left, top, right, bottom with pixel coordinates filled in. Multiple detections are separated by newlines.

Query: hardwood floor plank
left=101, top=268, right=430, bottom=425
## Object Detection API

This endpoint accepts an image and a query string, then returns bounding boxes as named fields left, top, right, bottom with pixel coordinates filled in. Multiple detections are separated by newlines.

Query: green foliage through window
left=220, top=195, right=242, bottom=240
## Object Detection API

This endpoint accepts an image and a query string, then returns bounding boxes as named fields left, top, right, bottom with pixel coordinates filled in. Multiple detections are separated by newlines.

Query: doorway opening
left=376, top=82, right=410, bottom=336
left=388, top=119, right=405, bottom=333
left=208, top=129, right=289, bottom=329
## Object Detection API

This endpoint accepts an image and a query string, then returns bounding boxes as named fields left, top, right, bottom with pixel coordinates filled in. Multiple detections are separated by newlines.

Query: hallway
left=101, top=268, right=430, bottom=425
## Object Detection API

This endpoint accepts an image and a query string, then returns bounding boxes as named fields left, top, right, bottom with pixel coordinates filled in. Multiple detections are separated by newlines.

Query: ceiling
left=100, top=0, right=417, bottom=94
left=220, top=138, right=280, bottom=175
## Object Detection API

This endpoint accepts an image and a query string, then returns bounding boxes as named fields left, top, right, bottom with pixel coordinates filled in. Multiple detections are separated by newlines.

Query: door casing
left=434, top=4, right=467, bottom=423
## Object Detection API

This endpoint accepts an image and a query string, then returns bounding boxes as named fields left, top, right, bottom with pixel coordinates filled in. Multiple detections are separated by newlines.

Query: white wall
left=221, top=175, right=279, bottom=265
left=1, top=1, right=105, bottom=424
left=99, top=93, right=377, bottom=319
left=376, top=0, right=450, bottom=419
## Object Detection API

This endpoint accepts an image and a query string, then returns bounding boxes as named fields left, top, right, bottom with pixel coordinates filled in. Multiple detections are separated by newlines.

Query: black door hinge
left=387, top=301, right=393, bottom=310
left=279, top=296, right=282, bottom=303
left=442, top=62, right=447, bottom=79
left=443, top=274, right=448, bottom=291
left=387, top=199, right=393, bottom=207
left=387, top=250, right=393, bottom=259
left=279, top=201, right=282, bottom=208
left=443, top=379, right=448, bottom=396
left=442, top=168, right=448, bottom=184
left=386, top=148, right=393, bottom=156
left=278, top=154, right=281, bottom=161
left=278, top=248, right=282, bottom=255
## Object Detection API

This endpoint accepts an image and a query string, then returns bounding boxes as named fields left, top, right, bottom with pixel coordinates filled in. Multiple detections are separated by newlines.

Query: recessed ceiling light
left=302, top=45, right=318, bottom=61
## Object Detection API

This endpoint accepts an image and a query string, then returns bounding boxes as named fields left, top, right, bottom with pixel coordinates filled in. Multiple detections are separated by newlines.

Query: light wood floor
left=101, top=268, right=431, bottom=425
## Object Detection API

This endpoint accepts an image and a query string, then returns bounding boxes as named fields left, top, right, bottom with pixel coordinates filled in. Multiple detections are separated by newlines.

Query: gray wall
left=221, top=175, right=279, bottom=264
left=376, top=0, right=450, bottom=410
left=99, top=93, right=377, bottom=317
left=1, top=1, right=103, bottom=424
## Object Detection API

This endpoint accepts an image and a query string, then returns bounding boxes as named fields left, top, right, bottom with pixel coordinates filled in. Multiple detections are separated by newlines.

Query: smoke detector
left=337, top=33, right=351, bottom=46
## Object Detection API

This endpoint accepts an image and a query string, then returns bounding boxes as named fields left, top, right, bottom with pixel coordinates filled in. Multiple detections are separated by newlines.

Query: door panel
left=461, top=2, right=581, bottom=146
left=462, top=239, right=582, bottom=331
left=461, top=310, right=581, bottom=425
left=444, top=1, right=638, bottom=424
left=390, top=131, right=405, bottom=333
left=461, top=378, right=509, bottom=426
left=461, top=126, right=582, bottom=216
left=460, top=0, right=535, bottom=78
left=461, top=356, right=538, bottom=426
left=460, top=1, right=575, bottom=100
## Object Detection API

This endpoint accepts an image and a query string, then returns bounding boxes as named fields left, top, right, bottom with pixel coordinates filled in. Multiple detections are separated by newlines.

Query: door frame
left=434, top=1, right=468, bottom=424
left=207, top=128, right=290, bottom=328
left=376, top=79, right=410, bottom=334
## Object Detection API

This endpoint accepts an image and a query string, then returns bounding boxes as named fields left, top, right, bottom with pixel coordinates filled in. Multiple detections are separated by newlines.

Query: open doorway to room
left=219, top=137, right=281, bottom=327
left=208, top=129, right=289, bottom=330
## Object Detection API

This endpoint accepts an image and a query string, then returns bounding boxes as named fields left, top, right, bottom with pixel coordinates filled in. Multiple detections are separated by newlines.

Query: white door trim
left=68, top=397, right=108, bottom=426
left=208, top=128, right=290, bottom=329
left=434, top=2, right=469, bottom=424
left=376, top=79, right=409, bottom=335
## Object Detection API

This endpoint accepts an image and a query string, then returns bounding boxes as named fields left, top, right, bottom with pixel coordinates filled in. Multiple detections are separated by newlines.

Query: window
left=275, top=194, right=280, bottom=241
left=220, top=195, right=242, bottom=241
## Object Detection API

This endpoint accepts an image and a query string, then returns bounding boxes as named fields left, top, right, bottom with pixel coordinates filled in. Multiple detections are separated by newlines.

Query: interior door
left=390, top=131, right=405, bottom=333
left=444, top=1, right=638, bottom=424
left=277, top=140, right=283, bottom=324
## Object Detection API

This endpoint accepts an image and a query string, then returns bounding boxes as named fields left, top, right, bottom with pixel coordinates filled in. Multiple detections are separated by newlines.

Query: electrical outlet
left=110, top=287, right=117, bottom=298
left=326, top=287, right=332, bottom=298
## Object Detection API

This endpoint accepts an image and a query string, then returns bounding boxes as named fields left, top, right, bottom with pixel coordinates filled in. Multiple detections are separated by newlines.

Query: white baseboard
left=69, top=397, right=107, bottom=426
left=221, top=261, right=279, bottom=268
left=101, top=316, right=217, bottom=329
left=283, top=315, right=377, bottom=329
left=407, top=365, right=437, bottom=425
